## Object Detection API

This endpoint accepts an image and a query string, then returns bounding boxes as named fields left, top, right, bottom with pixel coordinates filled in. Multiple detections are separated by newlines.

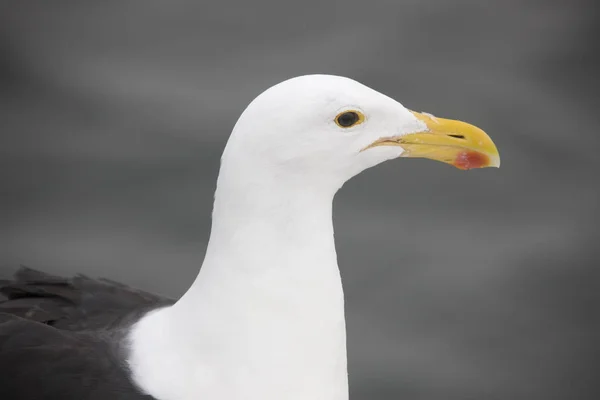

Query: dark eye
left=335, top=111, right=363, bottom=128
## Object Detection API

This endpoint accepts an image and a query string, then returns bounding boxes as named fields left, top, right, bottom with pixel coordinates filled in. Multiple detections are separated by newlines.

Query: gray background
left=1, top=1, right=598, bottom=399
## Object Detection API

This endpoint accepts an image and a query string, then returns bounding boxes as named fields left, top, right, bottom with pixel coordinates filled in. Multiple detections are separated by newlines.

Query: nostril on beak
left=448, top=134, right=465, bottom=139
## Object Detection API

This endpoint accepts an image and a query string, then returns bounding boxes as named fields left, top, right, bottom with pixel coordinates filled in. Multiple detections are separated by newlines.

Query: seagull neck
left=180, top=172, right=344, bottom=310
left=131, top=166, right=349, bottom=400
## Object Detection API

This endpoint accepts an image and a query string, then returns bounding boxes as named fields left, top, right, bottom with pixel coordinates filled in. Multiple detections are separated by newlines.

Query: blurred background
left=1, top=0, right=598, bottom=399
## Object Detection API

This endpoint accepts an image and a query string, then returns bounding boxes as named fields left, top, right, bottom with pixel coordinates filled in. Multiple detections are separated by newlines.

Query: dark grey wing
left=0, top=266, right=174, bottom=331
left=0, top=267, right=170, bottom=398
left=0, top=314, right=155, bottom=399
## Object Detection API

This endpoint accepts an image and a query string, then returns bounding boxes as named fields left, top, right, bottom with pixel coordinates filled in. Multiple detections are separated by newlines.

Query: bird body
left=0, top=75, right=499, bottom=400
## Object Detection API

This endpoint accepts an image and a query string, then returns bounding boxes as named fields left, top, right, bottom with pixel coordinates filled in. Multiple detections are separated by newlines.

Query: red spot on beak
left=453, top=151, right=489, bottom=170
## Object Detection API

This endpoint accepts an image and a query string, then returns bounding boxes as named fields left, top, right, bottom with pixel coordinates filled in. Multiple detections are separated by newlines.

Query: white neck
left=127, top=159, right=349, bottom=400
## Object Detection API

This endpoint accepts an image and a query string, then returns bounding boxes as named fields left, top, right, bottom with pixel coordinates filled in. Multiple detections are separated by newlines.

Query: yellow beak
left=366, top=111, right=500, bottom=170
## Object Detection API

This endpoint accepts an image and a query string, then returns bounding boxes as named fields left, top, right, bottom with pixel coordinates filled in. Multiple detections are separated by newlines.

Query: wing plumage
left=0, top=266, right=173, bottom=330
left=0, top=266, right=174, bottom=399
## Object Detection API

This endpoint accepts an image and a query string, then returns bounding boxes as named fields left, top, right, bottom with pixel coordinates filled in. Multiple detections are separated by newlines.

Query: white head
left=221, top=74, right=499, bottom=194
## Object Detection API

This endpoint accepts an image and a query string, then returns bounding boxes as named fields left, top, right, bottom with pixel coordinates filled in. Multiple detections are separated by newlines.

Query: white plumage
left=0, top=74, right=499, bottom=400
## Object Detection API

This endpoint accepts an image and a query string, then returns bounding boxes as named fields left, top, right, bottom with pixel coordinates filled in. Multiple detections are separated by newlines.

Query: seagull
left=0, top=74, right=500, bottom=400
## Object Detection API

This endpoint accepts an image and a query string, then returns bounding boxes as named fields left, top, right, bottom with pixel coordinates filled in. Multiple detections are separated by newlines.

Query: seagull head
left=221, top=75, right=500, bottom=191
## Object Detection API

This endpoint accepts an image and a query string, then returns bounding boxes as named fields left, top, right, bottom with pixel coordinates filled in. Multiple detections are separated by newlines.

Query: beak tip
left=488, top=154, right=501, bottom=169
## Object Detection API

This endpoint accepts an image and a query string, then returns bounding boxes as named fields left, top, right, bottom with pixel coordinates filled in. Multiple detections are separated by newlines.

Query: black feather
left=0, top=266, right=175, bottom=399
